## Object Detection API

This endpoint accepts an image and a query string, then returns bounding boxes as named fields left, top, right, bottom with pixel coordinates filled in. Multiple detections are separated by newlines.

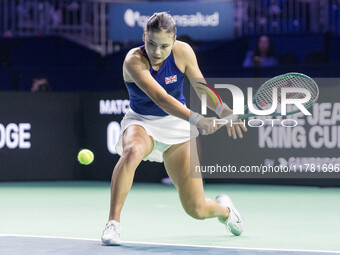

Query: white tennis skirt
left=115, top=108, right=199, bottom=163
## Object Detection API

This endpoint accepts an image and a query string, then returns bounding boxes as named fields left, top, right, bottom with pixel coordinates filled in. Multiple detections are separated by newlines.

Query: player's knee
left=122, top=143, right=147, bottom=160
left=185, top=204, right=206, bottom=220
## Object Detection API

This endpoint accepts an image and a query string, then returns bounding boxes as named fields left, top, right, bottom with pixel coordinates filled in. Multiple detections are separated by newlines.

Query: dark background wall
left=0, top=92, right=168, bottom=183
left=0, top=89, right=339, bottom=187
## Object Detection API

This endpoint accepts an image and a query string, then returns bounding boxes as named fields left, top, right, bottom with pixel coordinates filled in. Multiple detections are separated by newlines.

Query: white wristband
left=189, top=112, right=203, bottom=126
left=215, top=103, right=231, bottom=117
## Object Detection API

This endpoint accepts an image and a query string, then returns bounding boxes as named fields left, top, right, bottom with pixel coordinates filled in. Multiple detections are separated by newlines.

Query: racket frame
left=238, top=72, right=319, bottom=120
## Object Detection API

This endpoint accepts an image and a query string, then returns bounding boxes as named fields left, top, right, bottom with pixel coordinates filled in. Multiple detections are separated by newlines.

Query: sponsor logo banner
left=109, top=1, right=234, bottom=41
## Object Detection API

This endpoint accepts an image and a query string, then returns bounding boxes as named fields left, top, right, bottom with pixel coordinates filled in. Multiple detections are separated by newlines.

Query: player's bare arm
left=174, top=41, right=247, bottom=139
left=173, top=41, right=226, bottom=114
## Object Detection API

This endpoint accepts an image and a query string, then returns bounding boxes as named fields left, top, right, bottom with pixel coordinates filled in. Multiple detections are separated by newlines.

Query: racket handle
left=222, top=114, right=239, bottom=123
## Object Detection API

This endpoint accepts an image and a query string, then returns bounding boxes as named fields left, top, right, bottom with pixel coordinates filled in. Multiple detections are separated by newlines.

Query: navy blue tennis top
left=124, top=45, right=186, bottom=116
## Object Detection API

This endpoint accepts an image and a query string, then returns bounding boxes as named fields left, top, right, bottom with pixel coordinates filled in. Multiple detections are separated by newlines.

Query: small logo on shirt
left=165, top=75, right=177, bottom=85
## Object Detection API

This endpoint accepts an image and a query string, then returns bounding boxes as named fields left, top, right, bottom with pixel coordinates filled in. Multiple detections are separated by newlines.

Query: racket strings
left=256, top=75, right=318, bottom=109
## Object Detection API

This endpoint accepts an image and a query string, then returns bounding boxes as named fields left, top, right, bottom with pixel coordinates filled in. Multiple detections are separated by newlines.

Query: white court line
left=1, top=233, right=340, bottom=254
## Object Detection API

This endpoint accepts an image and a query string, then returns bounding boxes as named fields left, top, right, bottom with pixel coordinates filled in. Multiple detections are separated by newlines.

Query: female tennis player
left=101, top=12, right=247, bottom=245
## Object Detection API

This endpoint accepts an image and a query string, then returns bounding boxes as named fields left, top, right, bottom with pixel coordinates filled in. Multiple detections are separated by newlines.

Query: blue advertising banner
left=109, top=1, right=234, bottom=41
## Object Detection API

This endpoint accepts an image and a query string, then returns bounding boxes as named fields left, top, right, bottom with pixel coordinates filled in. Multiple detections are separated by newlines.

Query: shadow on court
left=0, top=236, right=339, bottom=255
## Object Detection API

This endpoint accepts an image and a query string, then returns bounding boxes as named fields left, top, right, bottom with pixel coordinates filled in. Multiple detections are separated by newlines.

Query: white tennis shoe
left=216, top=194, right=244, bottom=236
left=101, top=220, right=122, bottom=245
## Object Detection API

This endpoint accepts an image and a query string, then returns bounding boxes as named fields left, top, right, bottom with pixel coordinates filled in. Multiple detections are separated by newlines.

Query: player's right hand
left=197, top=117, right=222, bottom=135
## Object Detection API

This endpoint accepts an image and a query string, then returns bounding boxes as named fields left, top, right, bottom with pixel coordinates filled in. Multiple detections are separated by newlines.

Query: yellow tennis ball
left=77, top=149, right=94, bottom=165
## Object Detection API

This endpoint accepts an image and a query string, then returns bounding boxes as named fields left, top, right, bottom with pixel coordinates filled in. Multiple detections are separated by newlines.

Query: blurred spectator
left=31, top=76, right=51, bottom=92
left=243, top=35, right=278, bottom=68
left=269, top=0, right=281, bottom=18
left=269, top=0, right=281, bottom=29
left=50, top=4, right=62, bottom=28
left=17, top=2, right=33, bottom=28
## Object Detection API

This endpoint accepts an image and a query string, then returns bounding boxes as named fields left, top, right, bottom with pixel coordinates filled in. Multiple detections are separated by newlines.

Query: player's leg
left=102, top=125, right=153, bottom=245
left=163, top=139, right=244, bottom=236
left=109, top=125, right=154, bottom=222
left=163, top=139, right=228, bottom=220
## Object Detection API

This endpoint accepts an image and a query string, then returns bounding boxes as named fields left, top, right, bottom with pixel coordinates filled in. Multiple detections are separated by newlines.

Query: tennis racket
left=201, top=72, right=319, bottom=134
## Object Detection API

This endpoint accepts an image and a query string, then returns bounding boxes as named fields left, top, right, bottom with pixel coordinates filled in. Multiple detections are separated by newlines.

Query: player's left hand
left=226, top=119, right=247, bottom=139
left=220, top=109, right=247, bottom=139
